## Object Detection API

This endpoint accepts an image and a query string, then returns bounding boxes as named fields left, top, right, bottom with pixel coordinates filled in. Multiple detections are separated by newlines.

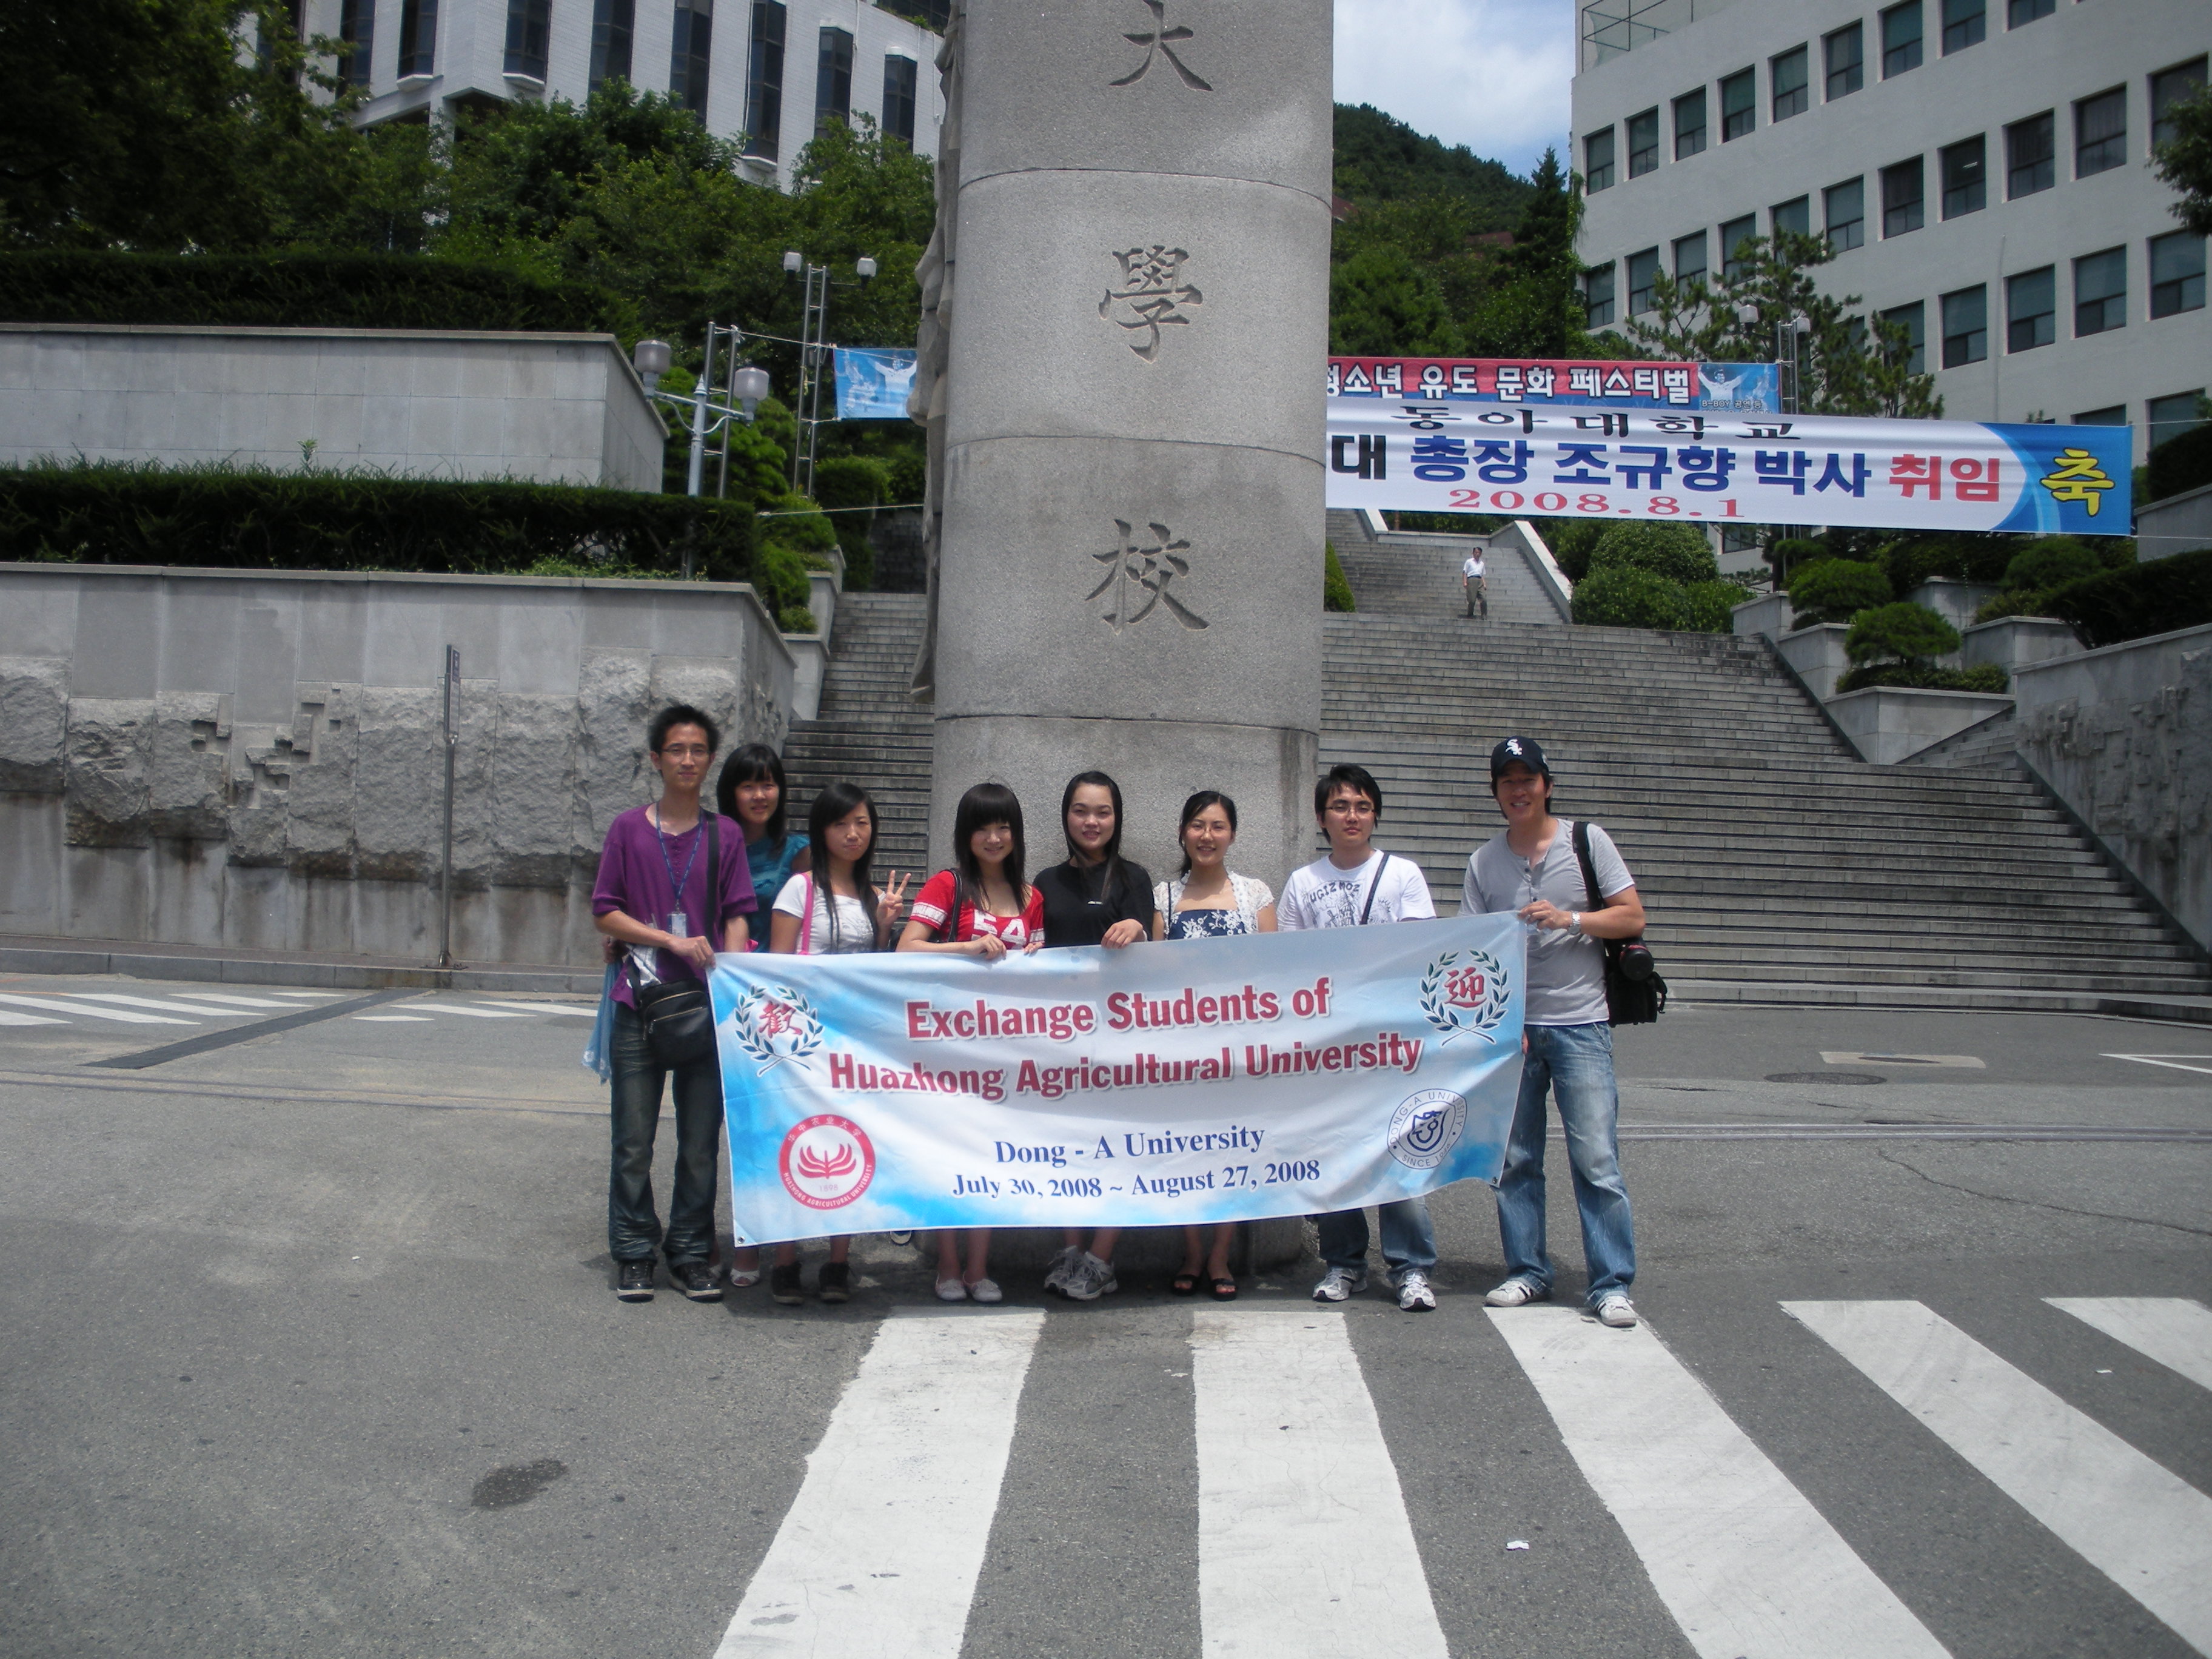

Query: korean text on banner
left=1327, top=357, right=1780, bottom=412
left=709, top=916, right=1526, bottom=1244
left=834, top=347, right=919, bottom=420
left=1323, top=401, right=2133, bottom=537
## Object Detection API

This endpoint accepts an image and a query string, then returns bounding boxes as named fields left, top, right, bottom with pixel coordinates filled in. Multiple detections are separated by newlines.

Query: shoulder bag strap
left=1571, top=820, right=1605, bottom=914
left=706, top=812, right=722, bottom=951
left=1358, top=851, right=1393, bottom=925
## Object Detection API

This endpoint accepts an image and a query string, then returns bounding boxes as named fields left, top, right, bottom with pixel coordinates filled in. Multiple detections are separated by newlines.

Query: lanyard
left=652, top=806, right=705, bottom=918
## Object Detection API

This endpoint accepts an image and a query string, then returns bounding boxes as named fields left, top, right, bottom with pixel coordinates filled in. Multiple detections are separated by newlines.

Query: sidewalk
left=0, top=933, right=602, bottom=995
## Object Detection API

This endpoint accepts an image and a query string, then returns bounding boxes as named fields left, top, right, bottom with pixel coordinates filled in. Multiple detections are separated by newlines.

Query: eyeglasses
left=656, top=745, right=711, bottom=760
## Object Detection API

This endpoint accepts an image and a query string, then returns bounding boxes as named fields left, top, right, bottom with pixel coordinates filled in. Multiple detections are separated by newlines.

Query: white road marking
left=2046, top=1298, right=2212, bottom=1395
left=472, top=1000, right=597, bottom=1017
left=0, top=993, right=193, bottom=1025
left=354, top=1014, right=435, bottom=1023
left=1193, top=1311, right=1449, bottom=1659
left=1491, top=1307, right=1946, bottom=1659
left=0, top=1010, right=67, bottom=1026
left=69, top=993, right=258, bottom=1017
left=1821, top=1052, right=1985, bottom=1068
left=400, top=1001, right=536, bottom=1019
left=1787, top=1299, right=2212, bottom=1656
left=158, top=992, right=301, bottom=1009
left=714, top=1308, right=1044, bottom=1659
left=2103, top=1053, right=2212, bottom=1077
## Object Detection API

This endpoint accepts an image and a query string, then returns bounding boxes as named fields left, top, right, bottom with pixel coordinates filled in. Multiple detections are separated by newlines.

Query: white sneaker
left=1041, top=1244, right=1082, bottom=1296
left=1484, top=1276, right=1549, bottom=1307
left=934, top=1277, right=968, bottom=1302
left=1062, top=1251, right=1119, bottom=1302
left=1398, top=1270, right=1437, bottom=1312
left=1593, top=1294, right=1638, bottom=1328
left=966, top=1277, right=1004, bottom=1304
left=1311, top=1266, right=1369, bottom=1302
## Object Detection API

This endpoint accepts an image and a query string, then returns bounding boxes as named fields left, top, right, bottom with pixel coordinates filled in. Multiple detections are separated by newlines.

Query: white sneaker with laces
left=1398, top=1270, right=1437, bottom=1312
left=1041, top=1244, right=1081, bottom=1296
left=934, top=1277, right=968, bottom=1302
left=1593, top=1294, right=1638, bottom=1328
left=1484, top=1276, right=1549, bottom=1307
left=967, top=1277, right=1004, bottom=1304
left=1062, top=1251, right=1119, bottom=1302
left=1311, top=1266, right=1369, bottom=1302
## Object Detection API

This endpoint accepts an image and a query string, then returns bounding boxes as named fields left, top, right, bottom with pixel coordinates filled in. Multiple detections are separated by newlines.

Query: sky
left=1333, top=0, right=1577, bottom=183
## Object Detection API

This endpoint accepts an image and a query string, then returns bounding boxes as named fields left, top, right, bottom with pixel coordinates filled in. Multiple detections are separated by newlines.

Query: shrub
left=1324, top=541, right=1356, bottom=612
left=2043, top=546, right=2212, bottom=648
left=811, top=455, right=890, bottom=591
left=1769, top=537, right=1829, bottom=578
left=1588, top=521, right=1718, bottom=585
left=1786, top=557, right=1892, bottom=626
left=1837, top=662, right=2009, bottom=694
left=1571, top=563, right=1726, bottom=631
left=1680, top=580, right=1745, bottom=634
left=1845, top=601, right=1962, bottom=665
left=2002, top=537, right=2101, bottom=592
left=1877, top=532, right=2019, bottom=594
left=2147, top=421, right=2212, bottom=503
left=1538, top=517, right=1606, bottom=581
left=1972, top=589, right=2048, bottom=625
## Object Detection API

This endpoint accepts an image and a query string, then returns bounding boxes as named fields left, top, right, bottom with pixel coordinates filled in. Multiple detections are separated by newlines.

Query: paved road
left=2, top=974, right=2208, bottom=1658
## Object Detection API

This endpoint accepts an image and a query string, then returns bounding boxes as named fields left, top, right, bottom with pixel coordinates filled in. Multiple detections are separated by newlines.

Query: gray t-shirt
left=1463, top=819, right=1634, bottom=1027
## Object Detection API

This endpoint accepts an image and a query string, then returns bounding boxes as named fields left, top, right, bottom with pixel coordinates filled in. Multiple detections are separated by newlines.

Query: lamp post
left=782, top=250, right=877, bottom=498
left=632, top=328, right=771, bottom=577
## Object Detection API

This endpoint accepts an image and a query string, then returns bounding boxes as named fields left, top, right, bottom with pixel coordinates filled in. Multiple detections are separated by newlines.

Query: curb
left=1669, top=979, right=2212, bottom=1026
left=0, top=944, right=600, bottom=996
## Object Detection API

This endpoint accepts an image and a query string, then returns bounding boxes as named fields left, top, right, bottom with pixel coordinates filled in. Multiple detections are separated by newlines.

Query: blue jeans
left=1317, top=1198, right=1437, bottom=1282
left=1495, top=1022, right=1635, bottom=1303
left=608, top=1002, right=725, bottom=1265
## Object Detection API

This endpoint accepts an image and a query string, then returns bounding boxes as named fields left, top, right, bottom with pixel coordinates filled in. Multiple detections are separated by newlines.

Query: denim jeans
left=1495, top=1021, right=1634, bottom=1302
left=1317, top=1198, right=1438, bottom=1282
left=608, top=1001, right=725, bottom=1265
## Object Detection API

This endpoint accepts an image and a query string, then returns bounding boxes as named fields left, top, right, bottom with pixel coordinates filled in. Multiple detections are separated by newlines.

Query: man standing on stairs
left=1464, top=737, right=1643, bottom=1329
left=1462, top=547, right=1486, bottom=618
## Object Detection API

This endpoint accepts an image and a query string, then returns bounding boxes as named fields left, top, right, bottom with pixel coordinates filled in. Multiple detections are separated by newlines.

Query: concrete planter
left=1906, top=577, right=2006, bottom=637
left=806, top=568, right=840, bottom=641
left=1773, top=622, right=1852, bottom=700
left=1731, top=591, right=1794, bottom=640
left=1962, top=615, right=2080, bottom=674
left=786, top=633, right=829, bottom=721
left=2137, top=480, right=2212, bottom=562
left=1826, top=685, right=2016, bottom=765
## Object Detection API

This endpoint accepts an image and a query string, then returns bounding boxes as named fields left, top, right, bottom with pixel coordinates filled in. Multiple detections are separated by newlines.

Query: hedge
left=1786, top=557, right=1891, bottom=626
left=1837, top=662, right=2008, bottom=694
left=1571, top=564, right=1735, bottom=632
left=1323, top=541, right=1356, bottom=612
left=2045, top=546, right=2212, bottom=648
left=0, top=251, right=622, bottom=335
left=812, top=455, right=889, bottom=592
left=1587, top=521, right=1718, bottom=585
left=2146, top=422, right=2212, bottom=504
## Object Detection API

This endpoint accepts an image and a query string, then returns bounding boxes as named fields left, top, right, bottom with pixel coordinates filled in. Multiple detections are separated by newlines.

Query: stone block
left=227, top=723, right=300, bottom=867
left=146, top=691, right=233, bottom=840
left=0, top=656, right=69, bottom=791
left=64, top=697, right=155, bottom=846
left=1731, top=591, right=1794, bottom=640
left=1825, top=686, right=2015, bottom=766
left=352, top=683, right=443, bottom=882
left=2135, top=481, right=2212, bottom=563
left=1774, top=623, right=1852, bottom=702
left=489, top=691, right=580, bottom=889
left=573, top=648, right=655, bottom=857
left=285, top=682, right=362, bottom=876
left=1960, top=616, right=2080, bottom=674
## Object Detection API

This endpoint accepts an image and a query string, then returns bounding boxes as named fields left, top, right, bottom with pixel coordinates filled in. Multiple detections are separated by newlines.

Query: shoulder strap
left=1571, top=820, right=1604, bottom=911
left=1359, top=851, right=1393, bottom=925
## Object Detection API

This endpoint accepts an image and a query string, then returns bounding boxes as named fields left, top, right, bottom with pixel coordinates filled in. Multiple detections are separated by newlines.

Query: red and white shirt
left=911, top=870, right=1045, bottom=946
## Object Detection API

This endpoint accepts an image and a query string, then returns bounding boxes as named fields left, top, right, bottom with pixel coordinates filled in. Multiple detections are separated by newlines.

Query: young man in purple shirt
left=591, top=704, right=757, bottom=1303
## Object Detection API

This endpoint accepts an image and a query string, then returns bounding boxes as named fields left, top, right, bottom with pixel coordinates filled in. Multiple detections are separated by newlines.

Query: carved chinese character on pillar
left=1109, top=0, right=1212, bottom=90
left=1089, top=519, right=1208, bottom=631
left=1100, top=247, right=1203, bottom=362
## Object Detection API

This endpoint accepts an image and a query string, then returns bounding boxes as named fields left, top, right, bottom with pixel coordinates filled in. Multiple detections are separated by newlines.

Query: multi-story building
left=1572, top=0, right=2207, bottom=463
left=297, top=0, right=945, bottom=189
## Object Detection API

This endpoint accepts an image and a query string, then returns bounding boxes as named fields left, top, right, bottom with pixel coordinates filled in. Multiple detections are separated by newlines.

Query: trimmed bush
left=0, top=250, right=622, bottom=334
left=2002, top=537, right=2101, bottom=592
left=1837, top=662, right=2009, bottom=694
left=1769, top=537, right=1829, bottom=577
left=1786, top=557, right=1892, bottom=626
left=1324, top=541, right=1356, bottom=612
left=2146, top=421, right=2212, bottom=504
left=754, top=491, right=836, bottom=631
left=1680, top=579, right=1745, bottom=633
left=1538, top=517, right=1605, bottom=581
left=812, top=455, right=890, bottom=592
left=1845, top=601, right=1962, bottom=665
left=2043, top=546, right=2212, bottom=648
left=1587, top=521, right=1718, bottom=585
left=1569, top=564, right=1714, bottom=631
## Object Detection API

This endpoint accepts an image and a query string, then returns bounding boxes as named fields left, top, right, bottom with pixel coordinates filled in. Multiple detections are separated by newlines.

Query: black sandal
left=1170, top=1270, right=1199, bottom=1296
left=1209, top=1276, right=1238, bottom=1301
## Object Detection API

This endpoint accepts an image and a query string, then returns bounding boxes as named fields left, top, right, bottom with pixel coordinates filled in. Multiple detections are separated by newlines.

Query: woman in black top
left=1034, top=771, right=1155, bottom=1303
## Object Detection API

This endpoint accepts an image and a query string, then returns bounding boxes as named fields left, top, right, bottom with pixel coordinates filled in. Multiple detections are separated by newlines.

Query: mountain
left=1332, top=103, right=1534, bottom=227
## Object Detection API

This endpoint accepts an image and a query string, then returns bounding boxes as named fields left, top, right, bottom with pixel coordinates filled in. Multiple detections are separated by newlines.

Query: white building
left=296, top=0, right=944, bottom=189
left=1572, top=0, right=2208, bottom=463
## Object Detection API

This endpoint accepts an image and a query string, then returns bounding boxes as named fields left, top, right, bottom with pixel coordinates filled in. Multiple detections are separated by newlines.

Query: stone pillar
left=926, top=0, right=1331, bottom=889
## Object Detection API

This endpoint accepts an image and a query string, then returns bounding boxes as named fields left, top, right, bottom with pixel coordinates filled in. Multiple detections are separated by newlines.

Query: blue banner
left=709, top=916, right=1527, bottom=1244
left=834, top=347, right=919, bottom=420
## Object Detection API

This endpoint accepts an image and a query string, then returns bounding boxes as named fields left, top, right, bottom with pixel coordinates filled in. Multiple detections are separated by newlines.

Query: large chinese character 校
left=1108, top=0, right=1212, bottom=90
left=1101, top=246, right=1203, bottom=362
left=1089, top=519, right=1208, bottom=631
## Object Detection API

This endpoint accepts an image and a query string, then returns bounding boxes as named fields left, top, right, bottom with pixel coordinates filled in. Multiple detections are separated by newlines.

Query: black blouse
left=1034, top=859, right=1157, bottom=948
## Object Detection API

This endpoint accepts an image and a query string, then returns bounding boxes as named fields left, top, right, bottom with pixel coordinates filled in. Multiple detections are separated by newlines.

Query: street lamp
left=783, top=249, right=877, bottom=497
left=632, top=326, right=771, bottom=575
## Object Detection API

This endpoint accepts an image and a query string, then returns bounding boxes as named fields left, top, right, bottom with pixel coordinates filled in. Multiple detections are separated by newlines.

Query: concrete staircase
left=1903, top=708, right=2021, bottom=771
left=1326, top=509, right=1568, bottom=625
left=780, top=592, right=934, bottom=879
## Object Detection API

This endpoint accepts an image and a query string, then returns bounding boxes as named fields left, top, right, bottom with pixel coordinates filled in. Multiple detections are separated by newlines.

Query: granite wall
left=0, top=563, right=795, bottom=966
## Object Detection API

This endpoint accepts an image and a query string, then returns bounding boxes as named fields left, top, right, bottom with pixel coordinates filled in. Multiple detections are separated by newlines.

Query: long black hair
left=717, top=742, right=788, bottom=846
left=950, top=781, right=1027, bottom=931
left=1061, top=769, right=1127, bottom=899
left=1175, top=789, right=1239, bottom=876
left=805, top=782, right=882, bottom=952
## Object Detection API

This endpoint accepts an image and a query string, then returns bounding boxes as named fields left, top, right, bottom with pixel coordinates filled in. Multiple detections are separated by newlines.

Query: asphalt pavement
left=2, top=973, right=2208, bottom=1658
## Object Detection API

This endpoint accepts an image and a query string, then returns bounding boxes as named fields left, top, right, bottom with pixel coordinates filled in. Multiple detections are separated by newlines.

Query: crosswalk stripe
left=159, top=991, right=301, bottom=1009
left=2045, top=1298, right=2212, bottom=1395
left=0, top=1010, right=67, bottom=1026
left=400, top=1001, right=535, bottom=1019
left=70, top=993, right=257, bottom=1017
left=473, top=1000, right=597, bottom=1017
left=714, top=1307, right=1044, bottom=1658
left=1786, top=1299, right=2212, bottom=1656
left=1192, top=1311, right=1447, bottom=1659
left=0, top=993, right=193, bottom=1025
left=1491, top=1307, right=1948, bottom=1659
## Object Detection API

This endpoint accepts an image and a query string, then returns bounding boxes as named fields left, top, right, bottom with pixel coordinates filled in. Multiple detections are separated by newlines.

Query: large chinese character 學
left=1088, top=519, right=1208, bottom=631
left=1101, top=246, right=1204, bottom=361
left=1108, top=0, right=1212, bottom=90
left=2040, top=447, right=2116, bottom=516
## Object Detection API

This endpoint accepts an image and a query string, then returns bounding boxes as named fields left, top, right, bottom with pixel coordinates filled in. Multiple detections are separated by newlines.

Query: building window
left=397, top=0, right=438, bottom=77
left=1940, top=136, right=1986, bottom=218
left=1584, top=266, right=1617, bottom=328
left=591, top=0, right=635, bottom=87
left=2072, top=405, right=2125, bottom=426
left=744, top=1, right=783, bottom=158
left=1584, top=127, right=1615, bottom=192
left=1627, top=108, right=1660, bottom=177
left=1940, top=286, right=1986, bottom=367
left=882, top=54, right=917, bottom=146
left=1720, top=68, right=1756, bottom=141
left=1940, top=0, right=1984, bottom=55
left=1771, top=46, right=1809, bottom=121
left=1720, top=214, right=1758, bottom=276
left=1880, top=301, right=1926, bottom=374
left=2006, top=267, right=2054, bottom=352
left=1674, top=89, right=1707, bottom=159
left=1772, top=196, right=1810, bottom=239
left=2008, top=0, right=2054, bottom=24
left=2148, top=390, right=2208, bottom=451
left=1822, top=23, right=1863, bottom=102
left=2005, top=112, right=2053, bottom=197
left=816, top=26, right=852, bottom=128
left=2075, top=89, right=2126, bottom=177
left=2153, top=59, right=2208, bottom=149
left=2074, top=247, right=2126, bottom=336
left=504, top=0, right=550, bottom=79
left=337, top=0, right=374, bottom=87
left=1881, top=158, right=1925, bottom=238
left=1824, top=178, right=1865, bottom=251
left=1627, top=247, right=1660, bottom=315
left=1881, top=2, right=1922, bottom=78
left=2151, top=232, right=2207, bottom=318
left=671, top=0, right=713, bottom=116
left=1674, top=232, right=1709, bottom=286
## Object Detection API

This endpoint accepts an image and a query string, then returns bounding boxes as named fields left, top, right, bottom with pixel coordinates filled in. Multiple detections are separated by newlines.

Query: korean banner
left=1329, top=356, right=1780, bottom=412
left=833, top=347, right=918, bottom=420
left=1324, top=401, right=2133, bottom=537
left=708, top=916, right=1526, bottom=1245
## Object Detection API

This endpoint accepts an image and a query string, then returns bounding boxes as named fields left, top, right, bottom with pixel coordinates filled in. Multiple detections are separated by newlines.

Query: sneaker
left=1312, top=1266, right=1369, bottom=1303
left=1062, top=1251, right=1119, bottom=1302
left=672, top=1260, right=723, bottom=1302
left=966, top=1277, right=1004, bottom=1304
left=1592, top=1294, right=1639, bottom=1329
left=615, top=1259, right=655, bottom=1301
left=1041, top=1244, right=1082, bottom=1297
left=1397, top=1269, right=1437, bottom=1312
left=1484, top=1276, right=1549, bottom=1308
left=816, top=1262, right=851, bottom=1304
left=934, top=1277, right=968, bottom=1303
left=769, top=1262, right=805, bottom=1305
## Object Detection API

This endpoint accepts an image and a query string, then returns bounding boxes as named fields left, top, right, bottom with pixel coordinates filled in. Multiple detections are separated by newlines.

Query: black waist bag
left=1572, top=820, right=1666, bottom=1025
left=631, top=814, right=722, bottom=1068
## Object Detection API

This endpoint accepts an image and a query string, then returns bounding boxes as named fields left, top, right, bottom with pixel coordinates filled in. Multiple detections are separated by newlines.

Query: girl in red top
left=897, top=782, right=1044, bottom=1303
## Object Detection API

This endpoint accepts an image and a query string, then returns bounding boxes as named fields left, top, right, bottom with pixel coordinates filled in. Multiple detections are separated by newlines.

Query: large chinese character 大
left=1089, top=519, right=1208, bottom=631
left=1108, top=0, right=1212, bottom=89
left=1101, top=246, right=1204, bottom=362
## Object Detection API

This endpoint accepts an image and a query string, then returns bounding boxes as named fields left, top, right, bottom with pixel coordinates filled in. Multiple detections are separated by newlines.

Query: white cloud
left=1333, top=1, right=1575, bottom=182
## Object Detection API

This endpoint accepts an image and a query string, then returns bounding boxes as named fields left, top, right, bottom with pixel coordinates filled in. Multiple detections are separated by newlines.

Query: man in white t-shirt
left=1461, top=549, right=1486, bottom=617
left=1278, top=763, right=1440, bottom=1311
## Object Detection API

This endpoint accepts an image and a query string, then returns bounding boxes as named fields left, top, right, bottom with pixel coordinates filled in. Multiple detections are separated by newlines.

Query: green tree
left=2153, top=84, right=2212, bottom=236
left=1329, top=244, right=1456, bottom=355
left=1462, top=149, right=1587, bottom=359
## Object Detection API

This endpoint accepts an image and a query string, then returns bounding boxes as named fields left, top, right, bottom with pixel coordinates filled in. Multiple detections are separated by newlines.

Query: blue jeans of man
left=1317, top=1198, right=1437, bottom=1283
left=1495, top=1021, right=1634, bottom=1302
left=608, top=1001, right=725, bottom=1265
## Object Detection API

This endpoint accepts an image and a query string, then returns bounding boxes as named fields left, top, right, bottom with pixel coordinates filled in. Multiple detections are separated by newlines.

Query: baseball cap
left=1489, top=736, right=1550, bottom=780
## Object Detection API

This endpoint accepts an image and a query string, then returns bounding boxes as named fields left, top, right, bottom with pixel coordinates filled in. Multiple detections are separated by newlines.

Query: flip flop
left=1170, top=1271, right=1199, bottom=1296
left=1209, top=1276, right=1238, bottom=1301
